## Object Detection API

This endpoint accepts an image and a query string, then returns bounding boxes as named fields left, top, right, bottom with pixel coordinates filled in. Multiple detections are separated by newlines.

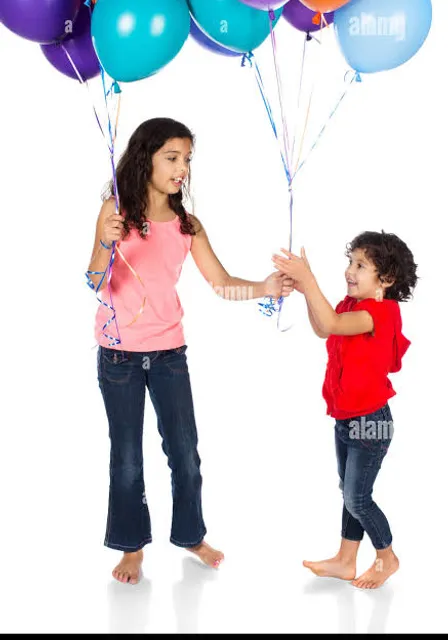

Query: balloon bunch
left=1, top=0, right=434, bottom=83
left=2, top=0, right=433, bottom=338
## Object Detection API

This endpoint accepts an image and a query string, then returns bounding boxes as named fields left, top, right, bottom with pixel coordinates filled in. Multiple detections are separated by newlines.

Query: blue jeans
left=335, top=403, right=394, bottom=550
left=97, top=344, right=206, bottom=552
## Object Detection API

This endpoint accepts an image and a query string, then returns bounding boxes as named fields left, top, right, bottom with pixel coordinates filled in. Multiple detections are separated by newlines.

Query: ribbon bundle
left=242, top=10, right=360, bottom=330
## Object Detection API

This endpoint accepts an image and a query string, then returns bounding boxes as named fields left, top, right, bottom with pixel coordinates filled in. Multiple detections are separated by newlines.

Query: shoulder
left=354, top=298, right=398, bottom=332
left=336, top=296, right=355, bottom=314
left=354, top=298, right=397, bottom=315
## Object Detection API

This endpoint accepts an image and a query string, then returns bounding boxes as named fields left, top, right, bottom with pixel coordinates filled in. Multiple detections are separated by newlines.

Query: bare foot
left=352, top=553, right=399, bottom=589
left=303, top=555, right=356, bottom=581
left=112, top=549, right=143, bottom=585
left=187, top=541, right=224, bottom=568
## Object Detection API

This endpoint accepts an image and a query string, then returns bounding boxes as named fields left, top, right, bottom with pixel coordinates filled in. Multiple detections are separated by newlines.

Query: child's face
left=345, top=248, right=385, bottom=301
left=150, top=137, right=193, bottom=196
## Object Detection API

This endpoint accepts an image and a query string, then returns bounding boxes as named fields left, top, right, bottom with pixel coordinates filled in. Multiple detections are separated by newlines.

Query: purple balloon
left=1, top=0, right=82, bottom=44
left=40, top=5, right=100, bottom=81
left=190, top=18, right=240, bottom=57
left=238, top=0, right=288, bottom=9
left=283, top=0, right=334, bottom=32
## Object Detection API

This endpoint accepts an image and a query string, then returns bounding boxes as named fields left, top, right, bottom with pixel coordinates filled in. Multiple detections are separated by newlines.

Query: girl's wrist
left=100, top=239, right=112, bottom=250
left=303, top=273, right=317, bottom=293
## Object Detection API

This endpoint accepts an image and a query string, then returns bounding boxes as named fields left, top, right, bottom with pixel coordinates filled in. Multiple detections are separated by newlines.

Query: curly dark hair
left=345, top=231, right=418, bottom=302
left=104, top=118, right=196, bottom=240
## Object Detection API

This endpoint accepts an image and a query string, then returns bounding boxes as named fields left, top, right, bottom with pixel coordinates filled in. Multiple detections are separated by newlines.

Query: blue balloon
left=190, top=18, right=240, bottom=56
left=91, top=0, right=190, bottom=82
left=188, top=0, right=283, bottom=54
left=335, top=0, right=432, bottom=74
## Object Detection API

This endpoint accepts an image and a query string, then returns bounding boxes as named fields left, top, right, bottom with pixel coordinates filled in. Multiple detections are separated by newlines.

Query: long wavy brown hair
left=104, top=118, right=196, bottom=240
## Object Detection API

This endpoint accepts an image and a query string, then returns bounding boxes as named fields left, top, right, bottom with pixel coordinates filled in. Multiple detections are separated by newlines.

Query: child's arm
left=190, top=215, right=294, bottom=301
left=273, top=248, right=373, bottom=337
left=305, top=298, right=330, bottom=339
left=303, top=276, right=374, bottom=337
left=86, top=199, right=124, bottom=292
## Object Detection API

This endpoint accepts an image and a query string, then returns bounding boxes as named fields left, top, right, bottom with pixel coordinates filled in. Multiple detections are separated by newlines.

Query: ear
left=379, top=275, right=395, bottom=289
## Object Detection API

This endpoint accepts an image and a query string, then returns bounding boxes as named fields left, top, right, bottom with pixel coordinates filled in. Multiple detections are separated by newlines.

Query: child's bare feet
left=303, top=555, right=356, bottom=581
left=187, top=541, right=224, bottom=568
left=352, top=548, right=399, bottom=589
left=112, top=549, right=143, bottom=584
left=303, top=539, right=359, bottom=581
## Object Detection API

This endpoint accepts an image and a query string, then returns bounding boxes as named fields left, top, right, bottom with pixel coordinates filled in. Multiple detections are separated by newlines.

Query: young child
left=273, top=232, right=418, bottom=589
left=87, top=117, right=294, bottom=585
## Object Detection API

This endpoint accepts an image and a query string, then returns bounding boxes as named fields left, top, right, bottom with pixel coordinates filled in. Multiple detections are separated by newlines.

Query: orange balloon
left=300, top=0, right=351, bottom=12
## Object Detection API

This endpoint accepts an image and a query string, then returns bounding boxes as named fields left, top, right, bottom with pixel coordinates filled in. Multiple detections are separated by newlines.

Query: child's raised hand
left=102, top=197, right=125, bottom=246
left=272, top=247, right=314, bottom=293
left=264, top=272, right=295, bottom=301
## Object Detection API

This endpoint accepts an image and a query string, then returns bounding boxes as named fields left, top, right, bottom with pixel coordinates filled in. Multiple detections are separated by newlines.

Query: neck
left=146, top=185, right=170, bottom=218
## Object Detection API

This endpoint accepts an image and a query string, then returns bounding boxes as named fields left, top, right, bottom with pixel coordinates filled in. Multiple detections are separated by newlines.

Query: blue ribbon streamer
left=242, top=51, right=292, bottom=329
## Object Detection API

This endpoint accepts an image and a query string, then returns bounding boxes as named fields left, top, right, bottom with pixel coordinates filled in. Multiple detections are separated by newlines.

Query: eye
left=167, top=157, right=176, bottom=162
left=357, top=263, right=364, bottom=269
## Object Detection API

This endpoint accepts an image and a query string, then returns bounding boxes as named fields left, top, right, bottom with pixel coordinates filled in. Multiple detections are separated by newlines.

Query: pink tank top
left=94, top=215, right=192, bottom=352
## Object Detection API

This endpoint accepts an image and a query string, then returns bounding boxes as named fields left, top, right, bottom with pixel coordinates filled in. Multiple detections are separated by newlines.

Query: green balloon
left=92, top=0, right=190, bottom=82
left=188, top=0, right=283, bottom=53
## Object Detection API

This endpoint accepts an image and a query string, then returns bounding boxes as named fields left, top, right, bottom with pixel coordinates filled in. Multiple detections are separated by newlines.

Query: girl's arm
left=303, top=276, right=373, bottom=337
left=86, top=201, right=117, bottom=292
left=190, top=215, right=288, bottom=301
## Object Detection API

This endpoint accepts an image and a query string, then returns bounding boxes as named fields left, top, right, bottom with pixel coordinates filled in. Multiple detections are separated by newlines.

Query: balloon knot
left=312, top=12, right=322, bottom=25
left=241, top=52, right=253, bottom=68
left=84, top=0, right=91, bottom=6
left=112, top=81, right=122, bottom=94
left=306, top=32, right=312, bottom=41
left=355, top=71, right=362, bottom=83
left=268, top=9, right=275, bottom=21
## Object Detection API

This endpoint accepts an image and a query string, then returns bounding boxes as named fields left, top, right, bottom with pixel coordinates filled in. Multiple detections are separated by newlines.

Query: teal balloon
left=91, top=0, right=190, bottom=82
left=188, top=0, right=283, bottom=53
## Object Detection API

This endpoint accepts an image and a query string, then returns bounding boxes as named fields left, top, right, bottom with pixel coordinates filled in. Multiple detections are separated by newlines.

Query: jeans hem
left=104, top=537, right=152, bottom=552
left=373, top=538, right=393, bottom=551
left=170, top=530, right=207, bottom=548
left=342, top=534, right=364, bottom=542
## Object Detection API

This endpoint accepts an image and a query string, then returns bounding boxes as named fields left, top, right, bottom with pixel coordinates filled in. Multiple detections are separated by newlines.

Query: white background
left=1, top=0, right=447, bottom=633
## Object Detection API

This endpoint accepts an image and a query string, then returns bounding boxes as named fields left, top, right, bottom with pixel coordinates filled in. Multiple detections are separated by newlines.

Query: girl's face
left=150, top=137, right=193, bottom=196
left=345, top=248, right=389, bottom=301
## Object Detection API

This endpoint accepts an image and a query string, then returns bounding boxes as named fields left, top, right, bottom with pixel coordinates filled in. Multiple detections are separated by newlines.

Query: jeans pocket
left=162, top=346, right=188, bottom=373
left=174, top=345, right=188, bottom=355
left=357, top=406, right=393, bottom=453
left=101, top=348, right=132, bottom=384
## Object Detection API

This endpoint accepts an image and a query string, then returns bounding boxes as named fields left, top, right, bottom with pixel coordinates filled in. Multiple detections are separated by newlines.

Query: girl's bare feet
left=303, top=538, right=360, bottom=581
left=303, top=556, right=356, bottom=580
left=112, top=549, right=143, bottom=585
left=352, top=546, right=399, bottom=589
left=187, top=541, right=224, bottom=568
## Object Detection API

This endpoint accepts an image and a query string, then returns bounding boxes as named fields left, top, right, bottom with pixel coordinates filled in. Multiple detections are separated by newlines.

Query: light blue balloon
left=335, top=0, right=432, bottom=74
left=91, top=0, right=190, bottom=82
left=188, top=0, right=283, bottom=53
